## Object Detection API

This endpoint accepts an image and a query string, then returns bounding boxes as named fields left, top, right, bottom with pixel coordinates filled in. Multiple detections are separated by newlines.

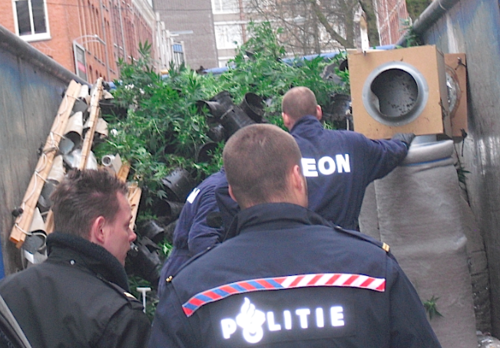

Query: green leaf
left=423, top=296, right=443, bottom=320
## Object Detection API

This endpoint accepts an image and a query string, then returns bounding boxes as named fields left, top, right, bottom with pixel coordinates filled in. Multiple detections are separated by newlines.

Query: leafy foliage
left=96, top=22, right=348, bottom=311
left=398, top=19, right=424, bottom=48
left=406, top=0, right=432, bottom=21
left=217, top=22, right=345, bottom=124
left=423, top=295, right=444, bottom=320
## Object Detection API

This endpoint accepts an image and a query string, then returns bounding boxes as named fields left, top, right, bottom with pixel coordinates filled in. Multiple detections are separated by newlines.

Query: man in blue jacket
left=148, top=124, right=441, bottom=348
left=282, top=86, right=414, bottom=230
left=158, top=168, right=232, bottom=296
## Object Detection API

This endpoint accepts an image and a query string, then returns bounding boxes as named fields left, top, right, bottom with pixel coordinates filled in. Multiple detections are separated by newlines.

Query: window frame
left=12, top=0, right=51, bottom=42
left=214, top=22, right=244, bottom=49
left=211, top=0, right=240, bottom=14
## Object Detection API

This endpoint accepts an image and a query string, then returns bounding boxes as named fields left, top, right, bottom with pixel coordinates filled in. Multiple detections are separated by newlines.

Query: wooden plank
left=45, top=78, right=105, bottom=234
left=127, top=182, right=142, bottom=231
left=10, top=80, right=82, bottom=247
left=116, top=162, right=131, bottom=182
left=117, top=161, right=140, bottom=232
left=79, top=77, right=103, bottom=170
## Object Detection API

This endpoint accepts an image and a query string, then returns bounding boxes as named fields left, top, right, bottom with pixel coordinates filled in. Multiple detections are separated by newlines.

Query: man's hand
left=391, top=133, right=416, bottom=148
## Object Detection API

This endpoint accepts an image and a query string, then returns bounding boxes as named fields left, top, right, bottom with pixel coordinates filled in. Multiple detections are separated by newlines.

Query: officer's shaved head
left=282, top=86, right=318, bottom=122
left=223, top=124, right=305, bottom=209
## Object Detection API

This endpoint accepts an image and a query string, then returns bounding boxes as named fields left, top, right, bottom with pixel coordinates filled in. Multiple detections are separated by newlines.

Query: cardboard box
left=348, top=45, right=450, bottom=139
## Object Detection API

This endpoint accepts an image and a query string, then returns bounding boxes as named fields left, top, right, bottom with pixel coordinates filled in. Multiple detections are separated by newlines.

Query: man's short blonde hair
left=223, top=124, right=302, bottom=209
left=281, top=86, right=318, bottom=121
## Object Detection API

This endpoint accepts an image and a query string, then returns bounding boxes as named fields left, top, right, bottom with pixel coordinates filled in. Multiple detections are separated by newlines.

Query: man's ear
left=282, top=112, right=292, bottom=130
left=88, top=216, right=106, bottom=245
left=228, top=185, right=236, bottom=202
left=291, top=165, right=306, bottom=193
left=316, top=105, right=323, bottom=121
left=290, top=164, right=308, bottom=207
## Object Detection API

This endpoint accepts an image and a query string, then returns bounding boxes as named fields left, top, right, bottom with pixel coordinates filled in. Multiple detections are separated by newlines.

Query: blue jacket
left=158, top=169, right=228, bottom=296
left=291, top=116, right=408, bottom=230
left=149, top=203, right=441, bottom=348
left=214, top=172, right=240, bottom=240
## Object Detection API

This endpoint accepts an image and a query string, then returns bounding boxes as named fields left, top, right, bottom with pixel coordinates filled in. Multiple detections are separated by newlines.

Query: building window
left=172, top=43, right=185, bottom=66
left=215, top=24, right=243, bottom=49
left=212, top=0, right=239, bottom=14
left=13, top=0, right=50, bottom=41
left=242, top=0, right=273, bottom=12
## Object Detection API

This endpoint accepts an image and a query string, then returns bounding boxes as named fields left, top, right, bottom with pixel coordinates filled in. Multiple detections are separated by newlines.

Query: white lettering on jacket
left=186, top=188, right=200, bottom=204
left=301, top=155, right=351, bottom=177
left=220, top=298, right=345, bottom=344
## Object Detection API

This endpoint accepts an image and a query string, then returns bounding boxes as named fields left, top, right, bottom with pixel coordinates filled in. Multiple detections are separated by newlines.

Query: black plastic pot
left=126, top=236, right=161, bottom=287
left=207, top=124, right=226, bottom=143
left=162, top=200, right=184, bottom=222
left=99, top=99, right=128, bottom=120
left=325, top=94, right=351, bottom=122
left=211, top=90, right=234, bottom=106
left=220, top=105, right=255, bottom=138
left=139, top=220, right=166, bottom=244
left=164, top=220, right=177, bottom=244
left=197, top=91, right=235, bottom=121
left=161, top=168, right=196, bottom=202
left=72, top=98, right=88, bottom=115
left=195, top=142, right=219, bottom=163
left=239, top=92, right=265, bottom=123
left=196, top=100, right=229, bottom=121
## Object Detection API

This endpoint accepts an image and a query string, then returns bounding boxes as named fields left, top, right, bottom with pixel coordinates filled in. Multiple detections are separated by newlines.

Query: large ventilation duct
left=348, top=45, right=450, bottom=139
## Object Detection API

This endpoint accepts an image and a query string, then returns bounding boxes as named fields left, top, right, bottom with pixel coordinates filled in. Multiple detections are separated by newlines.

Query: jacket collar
left=47, top=232, right=130, bottom=291
left=290, top=115, right=322, bottom=134
left=225, top=203, right=333, bottom=239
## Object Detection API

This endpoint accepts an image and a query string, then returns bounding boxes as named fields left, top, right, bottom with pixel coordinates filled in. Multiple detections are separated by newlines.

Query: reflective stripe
left=182, top=273, right=385, bottom=317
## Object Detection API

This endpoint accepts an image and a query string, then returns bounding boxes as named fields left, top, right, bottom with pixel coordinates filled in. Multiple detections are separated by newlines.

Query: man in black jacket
left=0, top=169, right=150, bottom=348
left=148, top=124, right=441, bottom=347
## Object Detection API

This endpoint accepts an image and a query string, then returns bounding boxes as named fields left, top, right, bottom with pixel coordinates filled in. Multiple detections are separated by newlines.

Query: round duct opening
left=362, top=61, right=429, bottom=127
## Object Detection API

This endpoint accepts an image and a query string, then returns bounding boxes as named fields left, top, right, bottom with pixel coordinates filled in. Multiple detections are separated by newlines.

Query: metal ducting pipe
left=361, top=61, right=429, bottom=127
left=396, top=0, right=461, bottom=47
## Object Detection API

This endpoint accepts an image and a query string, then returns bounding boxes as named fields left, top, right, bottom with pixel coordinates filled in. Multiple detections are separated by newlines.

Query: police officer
left=282, top=86, right=415, bottom=230
left=158, top=168, right=233, bottom=296
left=148, top=124, right=441, bottom=348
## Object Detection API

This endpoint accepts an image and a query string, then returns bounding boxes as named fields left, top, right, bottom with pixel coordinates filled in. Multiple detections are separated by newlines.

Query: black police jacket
left=0, top=232, right=151, bottom=348
left=149, top=203, right=441, bottom=348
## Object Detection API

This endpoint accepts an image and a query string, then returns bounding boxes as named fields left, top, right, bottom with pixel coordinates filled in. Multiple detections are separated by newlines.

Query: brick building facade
left=0, top=0, right=167, bottom=82
left=375, top=0, right=410, bottom=45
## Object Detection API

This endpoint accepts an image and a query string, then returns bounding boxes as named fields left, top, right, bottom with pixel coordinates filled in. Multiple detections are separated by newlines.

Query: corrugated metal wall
left=0, top=25, right=86, bottom=275
left=411, top=0, right=500, bottom=337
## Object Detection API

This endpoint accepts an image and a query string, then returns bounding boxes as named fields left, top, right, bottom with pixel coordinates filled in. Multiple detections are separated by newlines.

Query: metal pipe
left=0, top=25, right=88, bottom=85
left=396, top=0, right=461, bottom=46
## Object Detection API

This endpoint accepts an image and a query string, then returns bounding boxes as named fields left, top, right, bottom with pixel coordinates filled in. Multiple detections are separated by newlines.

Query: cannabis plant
left=97, top=22, right=348, bottom=307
